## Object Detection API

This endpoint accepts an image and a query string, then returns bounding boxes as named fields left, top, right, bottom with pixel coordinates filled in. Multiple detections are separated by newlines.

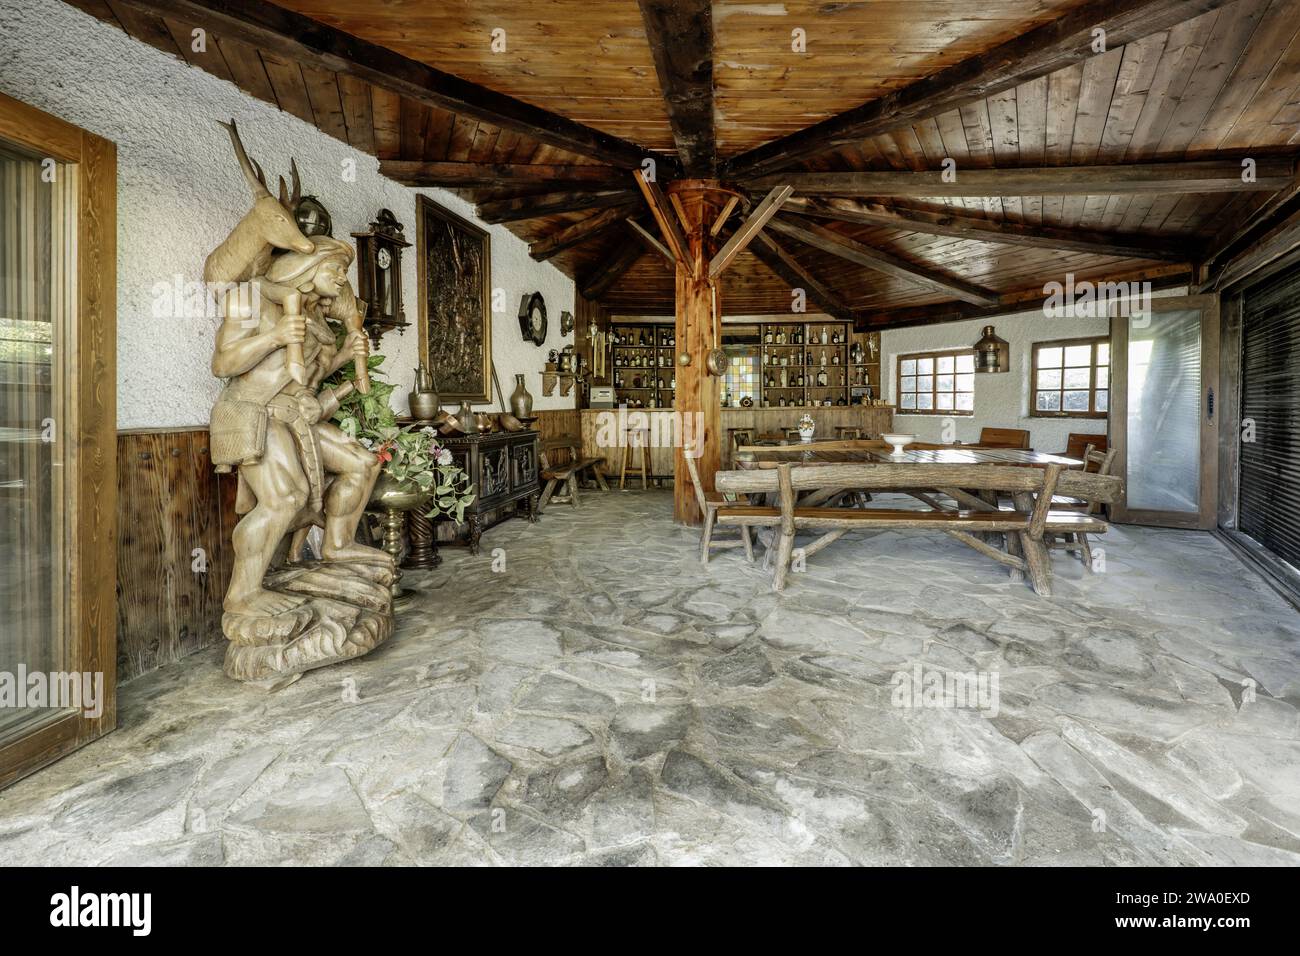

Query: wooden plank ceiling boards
left=65, top=0, right=1300, bottom=325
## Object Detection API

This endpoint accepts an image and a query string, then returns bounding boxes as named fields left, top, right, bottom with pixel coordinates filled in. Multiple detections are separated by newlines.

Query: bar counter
left=580, top=404, right=895, bottom=477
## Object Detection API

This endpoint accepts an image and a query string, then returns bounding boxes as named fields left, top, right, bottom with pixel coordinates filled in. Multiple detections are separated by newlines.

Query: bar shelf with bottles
left=611, top=323, right=676, bottom=408
left=754, top=321, right=878, bottom=408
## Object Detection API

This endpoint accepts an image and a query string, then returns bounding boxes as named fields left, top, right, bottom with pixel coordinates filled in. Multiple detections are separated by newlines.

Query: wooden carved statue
left=207, top=120, right=395, bottom=686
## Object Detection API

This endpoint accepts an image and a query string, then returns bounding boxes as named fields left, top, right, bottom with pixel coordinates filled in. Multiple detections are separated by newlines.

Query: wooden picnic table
left=734, top=438, right=1082, bottom=469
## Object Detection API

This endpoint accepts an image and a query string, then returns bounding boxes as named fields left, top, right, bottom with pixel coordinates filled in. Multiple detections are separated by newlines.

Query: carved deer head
left=220, top=119, right=313, bottom=256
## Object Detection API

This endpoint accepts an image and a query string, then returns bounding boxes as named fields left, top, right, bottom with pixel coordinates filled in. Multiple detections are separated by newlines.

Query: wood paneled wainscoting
left=116, top=428, right=236, bottom=681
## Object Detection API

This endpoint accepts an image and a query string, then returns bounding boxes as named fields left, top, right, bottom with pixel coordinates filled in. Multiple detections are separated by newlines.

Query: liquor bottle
left=764, top=328, right=773, bottom=344
left=820, top=327, right=828, bottom=345
left=832, top=352, right=840, bottom=365
left=817, top=367, right=828, bottom=387
left=776, top=329, right=785, bottom=345
left=820, top=349, right=827, bottom=366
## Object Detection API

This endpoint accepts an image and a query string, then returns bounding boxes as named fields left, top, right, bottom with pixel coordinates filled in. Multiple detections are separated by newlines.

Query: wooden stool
left=619, top=427, right=649, bottom=490
left=835, top=426, right=862, bottom=440
left=784, top=428, right=802, bottom=443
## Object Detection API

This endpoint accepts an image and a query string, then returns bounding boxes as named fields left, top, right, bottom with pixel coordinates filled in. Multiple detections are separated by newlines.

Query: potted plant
left=326, top=348, right=475, bottom=537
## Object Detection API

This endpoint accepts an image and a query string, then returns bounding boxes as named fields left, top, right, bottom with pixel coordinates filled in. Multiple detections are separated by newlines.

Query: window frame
left=1030, top=335, right=1110, bottom=419
left=895, top=348, right=977, bottom=416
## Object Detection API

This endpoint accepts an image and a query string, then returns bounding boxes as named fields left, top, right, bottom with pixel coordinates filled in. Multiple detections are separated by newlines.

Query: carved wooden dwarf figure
left=206, top=121, right=395, bottom=685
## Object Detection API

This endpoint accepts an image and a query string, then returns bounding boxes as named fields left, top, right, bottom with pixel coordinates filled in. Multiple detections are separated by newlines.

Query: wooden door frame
left=1108, top=294, right=1219, bottom=530
left=0, top=92, right=117, bottom=789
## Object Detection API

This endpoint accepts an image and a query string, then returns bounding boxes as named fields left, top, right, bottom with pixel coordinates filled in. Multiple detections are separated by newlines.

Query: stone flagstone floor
left=2, top=489, right=1299, bottom=866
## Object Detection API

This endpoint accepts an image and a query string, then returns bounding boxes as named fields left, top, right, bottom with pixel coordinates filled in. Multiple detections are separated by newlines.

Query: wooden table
left=735, top=439, right=1082, bottom=470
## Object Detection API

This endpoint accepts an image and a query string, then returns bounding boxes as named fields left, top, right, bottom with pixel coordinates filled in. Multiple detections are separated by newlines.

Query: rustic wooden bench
left=715, top=462, right=1121, bottom=594
left=537, top=436, right=607, bottom=513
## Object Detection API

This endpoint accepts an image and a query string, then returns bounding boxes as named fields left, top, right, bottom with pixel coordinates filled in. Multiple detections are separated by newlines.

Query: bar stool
left=619, top=427, right=649, bottom=490
left=835, top=426, right=863, bottom=440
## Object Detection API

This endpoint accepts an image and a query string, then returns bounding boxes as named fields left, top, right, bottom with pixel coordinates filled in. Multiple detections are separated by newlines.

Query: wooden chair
left=685, top=453, right=757, bottom=564
left=1048, top=445, right=1117, bottom=569
left=834, top=426, right=863, bottom=440
left=1058, top=432, right=1108, bottom=464
left=784, top=427, right=803, bottom=443
left=538, top=436, right=608, bottom=513
left=977, top=427, right=1031, bottom=449
left=619, top=427, right=649, bottom=490
left=729, top=428, right=755, bottom=451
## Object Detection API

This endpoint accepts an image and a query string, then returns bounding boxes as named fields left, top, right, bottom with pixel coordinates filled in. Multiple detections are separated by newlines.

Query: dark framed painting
left=416, top=195, right=492, bottom=403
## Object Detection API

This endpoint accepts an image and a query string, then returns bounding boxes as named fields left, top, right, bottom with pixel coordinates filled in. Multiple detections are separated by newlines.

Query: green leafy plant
left=324, top=346, right=475, bottom=521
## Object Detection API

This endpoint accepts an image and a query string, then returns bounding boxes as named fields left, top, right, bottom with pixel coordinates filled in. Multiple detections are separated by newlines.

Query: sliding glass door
left=0, top=141, right=74, bottom=741
left=0, top=93, right=116, bottom=789
left=1108, top=295, right=1219, bottom=528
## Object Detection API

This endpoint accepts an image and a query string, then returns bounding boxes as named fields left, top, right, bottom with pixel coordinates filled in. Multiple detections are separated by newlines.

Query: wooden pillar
left=669, top=181, right=731, bottom=526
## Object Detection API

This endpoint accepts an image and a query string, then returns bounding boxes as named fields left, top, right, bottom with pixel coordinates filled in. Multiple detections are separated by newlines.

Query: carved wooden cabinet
left=441, top=429, right=540, bottom=553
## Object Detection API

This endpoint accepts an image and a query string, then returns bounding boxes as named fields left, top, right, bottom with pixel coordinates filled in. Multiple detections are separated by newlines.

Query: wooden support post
left=669, top=181, right=738, bottom=526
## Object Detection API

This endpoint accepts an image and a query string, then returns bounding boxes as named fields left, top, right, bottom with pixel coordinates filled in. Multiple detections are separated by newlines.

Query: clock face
left=376, top=247, right=392, bottom=270
left=519, top=292, right=547, bottom=345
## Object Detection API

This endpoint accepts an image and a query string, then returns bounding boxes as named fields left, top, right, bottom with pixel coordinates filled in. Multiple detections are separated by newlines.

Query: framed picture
left=416, top=195, right=492, bottom=403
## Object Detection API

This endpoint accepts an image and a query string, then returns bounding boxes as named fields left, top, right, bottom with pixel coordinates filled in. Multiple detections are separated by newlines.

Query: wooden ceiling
left=65, top=0, right=1300, bottom=326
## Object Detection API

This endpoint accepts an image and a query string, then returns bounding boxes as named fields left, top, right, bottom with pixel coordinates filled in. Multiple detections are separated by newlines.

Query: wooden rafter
left=749, top=160, right=1295, bottom=198
left=529, top=206, right=633, bottom=261
left=580, top=241, right=645, bottom=299
left=746, top=232, right=857, bottom=324
left=768, top=216, right=1000, bottom=307
left=855, top=264, right=1194, bottom=330
left=632, top=171, right=692, bottom=267
left=708, top=185, right=793, bottom=279
left=721, top=0, right=1240, bottom=178
left=380, top=161, right=624, bottom=188
left=476, top=190, right=638, bottom=224
left=710, top=196, right=740, bottom=237
left=784, top=197, right=1191, bottom=262
left=110, top=0, right=661, bottom=170
left=627, top=218, right=676, bottom=265
left=637, top=0, right=714, bottom=177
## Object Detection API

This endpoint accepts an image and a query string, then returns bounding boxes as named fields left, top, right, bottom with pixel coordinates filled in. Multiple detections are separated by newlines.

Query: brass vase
left=509, top=373, right=534, bottom=419
left=369, top=472, right=431, bottom=601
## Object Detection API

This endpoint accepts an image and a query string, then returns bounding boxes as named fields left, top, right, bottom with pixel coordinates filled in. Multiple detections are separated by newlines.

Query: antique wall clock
left=518, top=291, right=548, bottom=346
left=352, top=208, right=411, bottom=345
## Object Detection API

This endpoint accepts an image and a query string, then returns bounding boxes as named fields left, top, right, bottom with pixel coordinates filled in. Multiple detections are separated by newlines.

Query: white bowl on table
left=881, top=433, right=915, bottom=457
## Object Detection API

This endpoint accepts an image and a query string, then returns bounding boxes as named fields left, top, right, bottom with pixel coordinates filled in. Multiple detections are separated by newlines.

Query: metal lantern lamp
left=973, top=325, right=1009, bottom=373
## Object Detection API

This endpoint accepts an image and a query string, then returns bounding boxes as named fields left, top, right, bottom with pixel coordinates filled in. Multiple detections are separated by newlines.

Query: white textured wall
left=880, top=306, right=1110, bottom=452
left=0, top=0, right=575, bottom=428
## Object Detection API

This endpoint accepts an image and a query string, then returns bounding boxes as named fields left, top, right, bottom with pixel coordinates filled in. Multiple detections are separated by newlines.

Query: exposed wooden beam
left=768, top=216, right=1000, bottom=307
left=721, top=0, right=1239, bottom=178
left=580, top=241, right=645, bottom=300
left=750, top=160, right=1295, bottom=198
left=633, top=172, right=692, bottom=268
left=854, top=264, right=1193, bottom=330
left=112, top=0, right=661, bottom=171
left=746, top=231, right=857, bottom=324
left=476, top=190, right=638, bottom=224
left=1202, top=170, right=1300, bottom=274
left=637, top=0, right=715, bottom=176
left=708, top=185, right=793, bottom=279
left=1214, top=203, right=1300, bottom=291
left=380, top=160, right=624, bottom=188
left=627, top=218, right=676, bottom=265
left=528, top=206, right=633, bottom=261
left=710, top=196, right=739, bottom=237
left=785, top=197, right=1191, bottom=262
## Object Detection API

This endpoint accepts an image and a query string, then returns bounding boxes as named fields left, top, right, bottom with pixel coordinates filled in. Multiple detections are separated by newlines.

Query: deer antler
left=278, top=157, right=302, bottom=213
left=219, top=118, right=271, bottom=199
